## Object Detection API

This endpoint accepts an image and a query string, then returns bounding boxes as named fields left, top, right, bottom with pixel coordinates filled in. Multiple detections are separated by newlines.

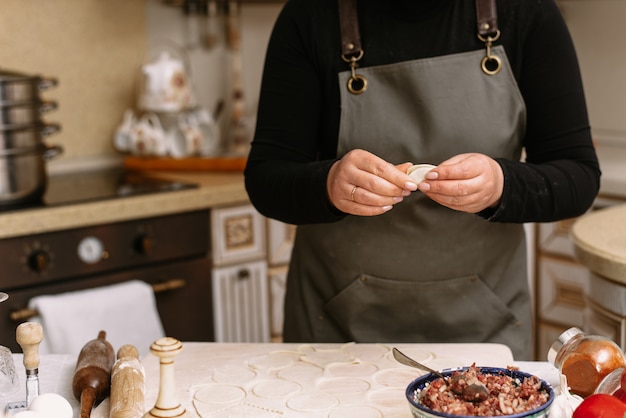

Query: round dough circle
left=328, top=405, right=383, bottom=418
left=286, top=393, right=340, bottom=412
left=252, top=379, right=302, bottom=398
left=194, top=385, right=246, bottom=404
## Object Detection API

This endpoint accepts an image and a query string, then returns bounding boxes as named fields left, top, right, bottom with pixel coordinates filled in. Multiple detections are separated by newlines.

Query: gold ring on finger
left=351, top=185, right=358, bottom=202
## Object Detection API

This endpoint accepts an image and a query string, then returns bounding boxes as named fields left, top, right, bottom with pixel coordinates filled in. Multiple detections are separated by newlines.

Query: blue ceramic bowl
left=406, top=366, right=555, bottom=418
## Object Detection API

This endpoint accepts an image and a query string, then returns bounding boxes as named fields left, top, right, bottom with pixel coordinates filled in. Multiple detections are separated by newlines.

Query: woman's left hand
left=418, top=153, right=504, bottom=213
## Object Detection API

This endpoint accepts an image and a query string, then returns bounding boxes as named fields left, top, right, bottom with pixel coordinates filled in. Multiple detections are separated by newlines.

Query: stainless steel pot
left=0, top=143, right=63, bottom=206
left=0, top=123, right=61, bottom=150
left=0, top=70, right=58, bottom=102
left=0, top=100, right=58, bottom=126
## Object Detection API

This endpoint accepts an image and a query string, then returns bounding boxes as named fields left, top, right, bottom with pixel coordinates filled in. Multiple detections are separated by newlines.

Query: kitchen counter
left=4, top=342, right=562, bottom=418
left=0, top=171, right=248, bottom=240
left=1, top=140, right=625, bottom=241
left=571, top=203, right=626, bottom=285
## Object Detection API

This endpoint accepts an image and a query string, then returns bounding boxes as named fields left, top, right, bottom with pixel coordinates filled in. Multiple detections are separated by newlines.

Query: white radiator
left=212, top=260, right=270, bottom=342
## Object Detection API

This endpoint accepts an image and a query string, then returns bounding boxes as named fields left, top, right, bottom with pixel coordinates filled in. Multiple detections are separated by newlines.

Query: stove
left=0, top=169, right=214, bottom=352
left=0, top=168, right=197, bottom=212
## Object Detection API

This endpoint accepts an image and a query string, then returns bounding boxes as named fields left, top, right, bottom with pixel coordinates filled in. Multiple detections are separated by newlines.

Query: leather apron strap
left=337, top=0, right=500, bottom=54
left=476, top=0, right=498, bottom=37
left=337, top=0, right=503, bottom=79
left=338, top=0, right=362, bottom=59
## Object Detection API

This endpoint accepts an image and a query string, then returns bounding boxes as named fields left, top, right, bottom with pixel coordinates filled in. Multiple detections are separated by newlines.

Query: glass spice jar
left=547, top=327, right=626, bottom=398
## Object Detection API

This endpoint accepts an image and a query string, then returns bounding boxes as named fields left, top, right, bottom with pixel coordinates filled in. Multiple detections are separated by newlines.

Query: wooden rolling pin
left=72, top=331, right=115, bottom=418
left=110, top=344, right=146, bottom=418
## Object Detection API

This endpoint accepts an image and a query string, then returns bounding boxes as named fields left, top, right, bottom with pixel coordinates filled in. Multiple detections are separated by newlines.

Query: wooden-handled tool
left=72, top=330, right=115, bottom=418
left=5, top=322, right=44, bottom=413
left=16, top=321, right=44, bottom=368
left=110, top=344, right=146, bottom=418
left=143, top=337, right=190, bottom=418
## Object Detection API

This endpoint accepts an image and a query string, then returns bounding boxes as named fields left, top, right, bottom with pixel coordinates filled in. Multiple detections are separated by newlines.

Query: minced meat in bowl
left=406, top=365, right=554, bottom=418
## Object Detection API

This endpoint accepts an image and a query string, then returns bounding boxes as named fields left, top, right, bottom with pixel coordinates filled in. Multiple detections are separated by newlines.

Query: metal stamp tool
left=5, top=322, right=43, bottom=414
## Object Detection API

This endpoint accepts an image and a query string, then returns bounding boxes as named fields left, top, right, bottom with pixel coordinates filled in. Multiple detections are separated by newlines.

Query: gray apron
left=283, top=46, right=532, bottom=360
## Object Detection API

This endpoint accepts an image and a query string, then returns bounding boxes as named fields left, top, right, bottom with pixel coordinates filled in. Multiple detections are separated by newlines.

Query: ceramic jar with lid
left=548, top=327, right=626, bottom=398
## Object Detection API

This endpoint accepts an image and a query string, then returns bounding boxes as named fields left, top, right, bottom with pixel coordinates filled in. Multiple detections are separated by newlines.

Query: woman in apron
left=245, top=0, right=600, bottom=360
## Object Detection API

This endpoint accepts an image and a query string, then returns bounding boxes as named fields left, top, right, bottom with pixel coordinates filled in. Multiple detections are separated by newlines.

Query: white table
left=3, top=353, right=77, bottom=416
left=5, top=342, right=561, bottom=418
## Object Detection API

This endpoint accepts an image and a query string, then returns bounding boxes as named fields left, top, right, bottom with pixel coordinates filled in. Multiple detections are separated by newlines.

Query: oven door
left=1, top=257, right=213, bottom=354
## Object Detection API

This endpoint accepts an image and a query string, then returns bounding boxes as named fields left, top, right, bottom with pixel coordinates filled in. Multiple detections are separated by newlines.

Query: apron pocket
left=324, top=273, right=518, bottom=343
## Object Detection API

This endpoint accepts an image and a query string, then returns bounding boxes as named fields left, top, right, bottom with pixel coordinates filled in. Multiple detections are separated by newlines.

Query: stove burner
left=0, top=169, right=197, bottom=212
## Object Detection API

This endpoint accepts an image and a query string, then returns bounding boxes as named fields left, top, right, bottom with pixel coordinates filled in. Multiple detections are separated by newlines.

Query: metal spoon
left=392, top=347, right=447, bottom=379
left=392, top=347, right=489, bottom=402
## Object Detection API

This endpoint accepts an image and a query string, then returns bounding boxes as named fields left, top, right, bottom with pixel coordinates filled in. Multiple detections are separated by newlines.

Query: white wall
left=145, top=0, right=283, bottom=138
left=560, top=0, right=626, bottom=146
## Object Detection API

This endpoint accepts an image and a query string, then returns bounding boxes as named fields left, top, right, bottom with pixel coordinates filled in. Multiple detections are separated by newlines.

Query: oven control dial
left=134, top=234, right=154, bottom=255
left=77, top=236, right=108, bottom=264
left=27, top=249, right=51, bottom=272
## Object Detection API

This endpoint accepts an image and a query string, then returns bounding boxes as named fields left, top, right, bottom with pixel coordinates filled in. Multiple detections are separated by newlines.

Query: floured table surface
left=92, top=342, right=515, bottom=418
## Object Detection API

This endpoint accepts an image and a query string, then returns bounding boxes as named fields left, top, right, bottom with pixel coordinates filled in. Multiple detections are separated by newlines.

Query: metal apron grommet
left=481, top=54, right=502, bottom=75
left=478, top=30, right=502, bottom=76
left=347, top=74, right=367, bottom=95
left=342, top=50, right=367, bottom=95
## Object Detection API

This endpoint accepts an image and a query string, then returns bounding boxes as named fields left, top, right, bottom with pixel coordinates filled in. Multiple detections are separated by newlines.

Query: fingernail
left=382, top=205, right=393, bottom=212
left=405, top=181, right=418, bottom=191
left=393, top=196, right=404, bottom=203
left=419, top=182, right=430, bottom=192
left=425, top=171, right=438, bottom=180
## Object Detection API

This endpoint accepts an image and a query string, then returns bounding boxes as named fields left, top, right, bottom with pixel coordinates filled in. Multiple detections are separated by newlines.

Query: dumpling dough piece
left=407, top=164, right=436, bottom=184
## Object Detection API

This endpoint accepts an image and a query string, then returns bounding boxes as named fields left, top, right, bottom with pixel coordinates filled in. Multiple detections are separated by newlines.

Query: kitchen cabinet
left=211, top=204, right=268, bottom=342
left=268, top=265, right=288, bottom=341
left=211, top=204, right=266, bottom=266
left=534, top=194, right=626, bottom=360
left=266, top=219, right=296, bottom=341
left=212, top=260, right=269, bottom=342
left=210, top=203, right=295, bottom=343
left=534, top=218, right=589, bottom=360
left=570, top=202, right=626, bottom=352
left=585, top=289, right=626, bottom=350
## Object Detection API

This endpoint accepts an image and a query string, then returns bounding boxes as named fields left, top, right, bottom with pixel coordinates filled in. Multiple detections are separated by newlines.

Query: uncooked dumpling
left=407, top=164, right=436, bottom=183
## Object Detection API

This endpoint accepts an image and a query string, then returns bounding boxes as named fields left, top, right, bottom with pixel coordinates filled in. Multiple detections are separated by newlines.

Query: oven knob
left=134, top=234, right=154, bottom=255
left=28, top=250, right=51, bottom=272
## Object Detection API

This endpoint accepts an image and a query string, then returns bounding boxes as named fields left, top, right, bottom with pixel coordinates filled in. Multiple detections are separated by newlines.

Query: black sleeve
left=244, top=0, right=346, bottom=225
left=483, top=0, right=600, bottom=223
left=246, top=0, right=601, bottom=226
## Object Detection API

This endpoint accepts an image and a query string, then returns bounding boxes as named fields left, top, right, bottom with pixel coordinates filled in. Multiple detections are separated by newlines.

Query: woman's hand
left=327, top=149, right=417, bottom=216
left=418, top=153, right=504, bottom=213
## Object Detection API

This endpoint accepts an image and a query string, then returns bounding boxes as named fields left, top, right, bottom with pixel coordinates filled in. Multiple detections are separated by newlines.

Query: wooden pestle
left=72, top=330, right=115, bottom=418
left=110, top=344, right=146, bottom=418
left=15, top=322, right=44, bottom=406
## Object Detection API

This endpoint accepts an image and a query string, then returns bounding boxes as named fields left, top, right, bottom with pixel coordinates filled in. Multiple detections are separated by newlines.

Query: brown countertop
left=0, top=171, right=248, bottom=240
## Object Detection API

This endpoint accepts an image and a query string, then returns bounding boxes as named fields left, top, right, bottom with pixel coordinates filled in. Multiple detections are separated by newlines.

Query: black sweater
left=245, top=0, right=601, bottom=225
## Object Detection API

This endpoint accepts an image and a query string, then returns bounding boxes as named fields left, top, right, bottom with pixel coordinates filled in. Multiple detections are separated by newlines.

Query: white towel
left=28, top=280, right=165, bottom=356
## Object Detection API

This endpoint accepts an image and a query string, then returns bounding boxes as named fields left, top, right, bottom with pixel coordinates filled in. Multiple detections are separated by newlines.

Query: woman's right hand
left=327, top=149, right=417, bottom=216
